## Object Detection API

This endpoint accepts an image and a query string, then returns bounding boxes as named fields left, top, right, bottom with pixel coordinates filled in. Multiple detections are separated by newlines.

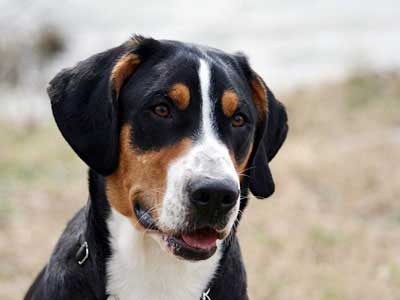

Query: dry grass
left=1, top=71, right=399, bottom=299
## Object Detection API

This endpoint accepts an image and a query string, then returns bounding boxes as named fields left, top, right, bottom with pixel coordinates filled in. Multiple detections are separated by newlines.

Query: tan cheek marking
left=168, top=83, right=190, bottom=110
left=111, top=53, right=140, bottom=98
left=106, top=125, right=192, bottom=229
left=230, top=143, right=254, bottom=182
left=221, top=89, right=239, bottom=117
left=250, top=77, right=268, bottom=118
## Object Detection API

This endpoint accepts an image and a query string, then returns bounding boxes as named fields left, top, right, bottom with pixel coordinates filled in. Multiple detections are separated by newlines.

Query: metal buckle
left=76, top=241, right=89, bottom=265
left=202, top=288, right=211, bottom=300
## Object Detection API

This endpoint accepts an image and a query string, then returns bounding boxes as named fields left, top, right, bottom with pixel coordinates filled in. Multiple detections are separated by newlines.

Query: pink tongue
left=181, top=228, right=217, bottom=250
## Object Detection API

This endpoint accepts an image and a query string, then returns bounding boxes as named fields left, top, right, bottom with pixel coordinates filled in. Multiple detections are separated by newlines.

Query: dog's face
left=48, top=36, right=288, bottom=261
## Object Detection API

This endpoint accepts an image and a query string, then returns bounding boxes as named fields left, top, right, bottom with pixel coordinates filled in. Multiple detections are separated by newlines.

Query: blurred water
left=0, top=0, right=399, bottom=120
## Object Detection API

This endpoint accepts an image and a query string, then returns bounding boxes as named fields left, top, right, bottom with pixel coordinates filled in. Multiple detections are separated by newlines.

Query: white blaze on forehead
left=198, top=59, right=215, bottom=139
left=197, top=58, right=240, bottom=186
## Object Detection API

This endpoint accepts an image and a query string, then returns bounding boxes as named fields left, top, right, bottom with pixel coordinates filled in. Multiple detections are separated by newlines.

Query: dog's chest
left=106, top=210, right=221, bottom=300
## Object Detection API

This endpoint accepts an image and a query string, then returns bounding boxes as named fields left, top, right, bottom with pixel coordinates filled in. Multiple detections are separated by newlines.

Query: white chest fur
left=106, top=209, right=222, bottom=300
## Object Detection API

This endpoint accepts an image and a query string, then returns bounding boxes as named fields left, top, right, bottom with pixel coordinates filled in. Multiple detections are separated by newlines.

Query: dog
left=25, top=35, right=288, bottom=300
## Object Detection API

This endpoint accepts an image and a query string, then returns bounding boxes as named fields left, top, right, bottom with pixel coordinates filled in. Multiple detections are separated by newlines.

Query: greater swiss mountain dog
left=25, top=35, right=288, bottom=300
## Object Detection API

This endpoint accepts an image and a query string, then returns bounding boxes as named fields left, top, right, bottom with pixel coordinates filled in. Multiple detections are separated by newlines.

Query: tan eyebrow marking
left=221, top=89, right=239, bottom=117
left=167, top=83, right=190, bottom=110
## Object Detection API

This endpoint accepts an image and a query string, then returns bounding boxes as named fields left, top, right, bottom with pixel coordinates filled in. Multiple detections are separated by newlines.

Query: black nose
left=190, top=179, right=239, bottom=218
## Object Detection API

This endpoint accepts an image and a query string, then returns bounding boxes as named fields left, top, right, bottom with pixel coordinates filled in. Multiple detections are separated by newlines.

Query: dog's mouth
left=134, top=203, right=219, bottom=261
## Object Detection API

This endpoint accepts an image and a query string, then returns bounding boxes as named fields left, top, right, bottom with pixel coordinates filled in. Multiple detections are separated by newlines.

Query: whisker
left=238, top=173, right=250, bottom=178
left=239, top=166, right=257, bottom=173
left=132, top=202, right=163, bottom=230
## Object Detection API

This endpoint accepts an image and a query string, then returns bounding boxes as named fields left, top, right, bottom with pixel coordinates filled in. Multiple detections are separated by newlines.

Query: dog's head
left=48, top=36, right=288, bottom=261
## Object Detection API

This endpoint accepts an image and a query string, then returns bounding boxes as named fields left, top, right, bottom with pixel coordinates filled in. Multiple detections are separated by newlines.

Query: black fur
left=25, top=171, right=111, bottom=299
left=25, top=36, right=288, bottom=299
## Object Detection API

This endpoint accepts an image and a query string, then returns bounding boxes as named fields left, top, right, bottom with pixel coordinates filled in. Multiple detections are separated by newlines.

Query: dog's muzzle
left=134, top=177, right=239, bottom=261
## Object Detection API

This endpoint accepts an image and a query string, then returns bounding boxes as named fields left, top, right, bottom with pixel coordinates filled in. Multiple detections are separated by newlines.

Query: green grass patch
left=0, top=121, right=84, bottom=189
left=321, top=286, right=342, bottom=300
left=344, top=71, right=400, bottom=110
left=309, top=225, right=345, bottom=248
left=0, top=196, right=15, bottom=224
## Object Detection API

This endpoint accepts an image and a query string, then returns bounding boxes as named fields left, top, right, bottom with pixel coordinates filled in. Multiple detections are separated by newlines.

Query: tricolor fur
left=25, top=36, right=288, bottom=300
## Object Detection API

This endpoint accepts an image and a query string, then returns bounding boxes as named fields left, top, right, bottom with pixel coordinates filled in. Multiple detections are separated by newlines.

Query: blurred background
left=0, top=0, right=399, bottom=299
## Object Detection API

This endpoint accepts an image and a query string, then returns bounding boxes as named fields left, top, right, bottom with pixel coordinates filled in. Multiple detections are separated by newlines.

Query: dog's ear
left=236, top=55, right=288, bottom=199
left=48, top=36, right=159, bottom=175
left=249, top=84, right=288, bottom=199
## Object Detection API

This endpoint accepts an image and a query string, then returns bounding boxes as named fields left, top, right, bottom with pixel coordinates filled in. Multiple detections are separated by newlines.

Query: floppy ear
left=248, top=82, right=288, bottom=199
left=47, top=36, right=158, bottom=175
left=237, top=55, right=288, bottom=199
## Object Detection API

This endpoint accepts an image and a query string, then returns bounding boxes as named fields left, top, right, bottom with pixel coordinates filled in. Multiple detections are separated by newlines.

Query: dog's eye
left=152, top=104, right=170, bottom=118
left=232, top=113, right=246, bottom=127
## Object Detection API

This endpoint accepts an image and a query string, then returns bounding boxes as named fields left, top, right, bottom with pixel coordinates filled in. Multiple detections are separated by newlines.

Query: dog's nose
left=189, top=179, right=239, bottom=217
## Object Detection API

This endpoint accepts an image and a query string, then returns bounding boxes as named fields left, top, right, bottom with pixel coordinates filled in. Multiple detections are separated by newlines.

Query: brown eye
left=152, top=104, right=170, bottom=118
left=232, top=113, right=246, bottom=127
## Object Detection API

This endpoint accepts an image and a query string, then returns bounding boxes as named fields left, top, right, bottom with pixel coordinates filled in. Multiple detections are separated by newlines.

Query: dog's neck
left=87, top=170, right=222, bottom=300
